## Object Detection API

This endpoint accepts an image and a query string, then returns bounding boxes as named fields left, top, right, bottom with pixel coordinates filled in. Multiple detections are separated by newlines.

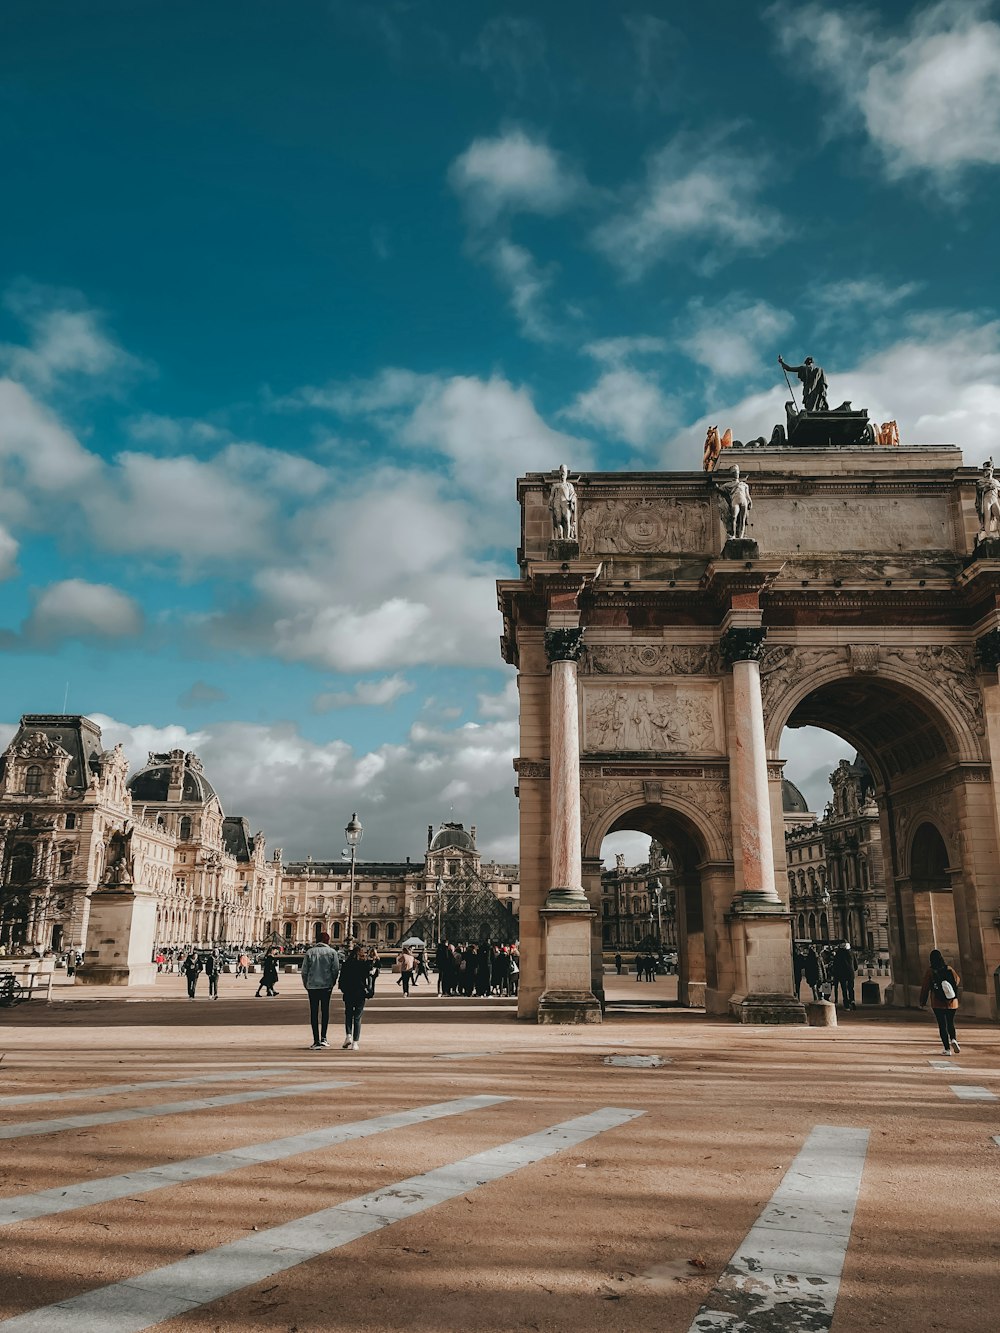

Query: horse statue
left=702, top=425, right=732, bottom=472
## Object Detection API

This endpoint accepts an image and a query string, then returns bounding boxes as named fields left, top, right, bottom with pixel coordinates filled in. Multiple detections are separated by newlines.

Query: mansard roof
left=2, top=714, right=104, bottom=790
left=222, top=815, right=253, bottom=862
left=128, top=751, right=217, bottom=804
left=429, top=821, right=476, bottom=853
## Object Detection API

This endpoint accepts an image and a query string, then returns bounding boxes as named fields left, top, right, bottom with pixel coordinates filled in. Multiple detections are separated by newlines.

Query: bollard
left=861, top=980, right=881, bottom=1005
left=805, top=1000, right=837, bottom=1027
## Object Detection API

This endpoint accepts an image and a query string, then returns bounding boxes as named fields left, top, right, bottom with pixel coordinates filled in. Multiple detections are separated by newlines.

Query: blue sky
left=2, top=0, right=1000, bottom=861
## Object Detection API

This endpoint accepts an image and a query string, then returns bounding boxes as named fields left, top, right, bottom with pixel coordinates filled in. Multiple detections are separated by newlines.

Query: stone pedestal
left=77, top=887, right=157, bottom=987
left=547, top=539, right=580, bottom=562
left=806, top=1000, right=837, bottom=1027
left=721, top=538, right=759, bottom=561
left=725, top=900, right=806, bottom=1024
left=538, top=906, right=601, bottom=1024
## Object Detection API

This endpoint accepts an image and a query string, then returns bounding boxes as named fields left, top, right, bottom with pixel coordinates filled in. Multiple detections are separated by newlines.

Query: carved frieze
left=580, top=644, right=722, bottom=676
left=758, top=646, right=840, bottom=719
left=579, top=497, right=712, bottom=555
left=882, top=645, right=985, bottom=737
left=581, top=683, right=722, bottom=755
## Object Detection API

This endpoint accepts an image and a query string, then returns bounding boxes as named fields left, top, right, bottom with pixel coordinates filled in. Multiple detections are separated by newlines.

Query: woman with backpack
left=919, top=949, right=961, bottom=1055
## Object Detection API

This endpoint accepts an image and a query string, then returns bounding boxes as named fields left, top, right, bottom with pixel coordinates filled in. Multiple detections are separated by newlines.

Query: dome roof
left=429, top=822, right=475, bottom=853
left=782, top=778, right=810, bottom=814
left=128, top=753, right=216, bottom=804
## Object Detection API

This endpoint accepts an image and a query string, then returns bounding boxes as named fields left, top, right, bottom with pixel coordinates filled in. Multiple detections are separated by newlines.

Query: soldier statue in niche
left=548, top=463, right=577, bottom=541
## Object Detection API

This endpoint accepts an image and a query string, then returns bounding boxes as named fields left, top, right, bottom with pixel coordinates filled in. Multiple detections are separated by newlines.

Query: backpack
left=931, top=969, right=956, bottom=1002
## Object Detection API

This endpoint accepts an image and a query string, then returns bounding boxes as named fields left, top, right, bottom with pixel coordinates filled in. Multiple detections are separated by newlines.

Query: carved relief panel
left=581, top=682, right=723, bottom=755
left=579, top=497, right=712, bottom=555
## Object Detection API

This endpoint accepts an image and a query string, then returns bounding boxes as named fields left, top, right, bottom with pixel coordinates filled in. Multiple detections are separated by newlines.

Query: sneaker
left=951, top=1039, right=961, bottom=1054
left=309, top=1042, right=322, bottom=1050
left=319, top=1039, right=329, bottom=1048
left=942, top=1047, right=952, bottom=1055
left=342, top=1036, right=352, bottom=1049
left=351, top=1041, right=360, bottom=1050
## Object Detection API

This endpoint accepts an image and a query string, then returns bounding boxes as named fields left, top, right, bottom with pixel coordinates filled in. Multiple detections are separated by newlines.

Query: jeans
left=207, top=974, right=218, bottom=997
left=344, top=995, right=366, bottom=1042
left=186, top=974, right=198, bottom=997
left=934, top=1007, right=957, bottom=1049
left=834, top=978, right=855, bottom=1008
left=308, top=987, right=333, bottom=1043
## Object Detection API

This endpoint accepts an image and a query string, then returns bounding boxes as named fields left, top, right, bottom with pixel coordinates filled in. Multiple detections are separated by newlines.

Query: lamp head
left=345, top=812, right=363, bottom=848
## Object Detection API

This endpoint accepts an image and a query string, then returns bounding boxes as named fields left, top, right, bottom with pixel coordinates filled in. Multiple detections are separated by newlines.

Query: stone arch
left=764, top=654, right=983, bottom=770
left=582, top=789, right=727, bottom=866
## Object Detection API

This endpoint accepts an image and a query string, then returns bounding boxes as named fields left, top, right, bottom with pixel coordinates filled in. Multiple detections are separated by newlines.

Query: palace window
left=368, top=922, right=378, bottom=940
left=332, top=922, right=341, bottom=939
left=24, top=766, right=42, bottom=795
left=386, top=923, right=396, bottom=941
left=179, top=816, right=192, bottom=841
left=8, top=843, right=33, bottom=884
left=65, top=813, right=76, bottom=830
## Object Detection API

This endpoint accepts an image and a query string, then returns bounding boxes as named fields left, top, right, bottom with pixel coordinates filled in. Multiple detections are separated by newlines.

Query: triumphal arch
left=499, top=372, right=1000, bottom=1025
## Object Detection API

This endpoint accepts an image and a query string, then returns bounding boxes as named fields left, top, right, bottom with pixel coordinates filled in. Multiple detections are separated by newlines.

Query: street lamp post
left=436, top=876, right=444, bottom=945
left=344, top=813, right=363, bottom=943
left=650, top=877, right=664, bottom=949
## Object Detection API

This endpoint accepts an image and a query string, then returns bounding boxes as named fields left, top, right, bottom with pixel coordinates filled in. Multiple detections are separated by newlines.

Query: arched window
left=65, top=813, right=76, bottom=830
left=820, top=917, right=829, bottom=940
left=368, top=922, right=378, bottom=940
left=24, top=766, right=42, bottom=795
left=331, top=922, right=341, bottom=939
left=386, top=923, right=396, bottom=941
left=179, top=816, right=192, bottom=841
left=313, top=921, right=324, bottom=942
left=283, top=921, right=293, bottom=940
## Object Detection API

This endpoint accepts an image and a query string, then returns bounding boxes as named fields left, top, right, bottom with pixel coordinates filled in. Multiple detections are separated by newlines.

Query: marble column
left=538, top=625, right=600, bottom=1024
left=722, top=628, right=782, bottom=909
left=721, top=626, right=805, bottom=1024
left=546, top=627, right=587, bottom=907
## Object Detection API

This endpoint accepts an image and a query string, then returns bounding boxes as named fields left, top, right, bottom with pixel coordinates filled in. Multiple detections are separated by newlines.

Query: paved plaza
left=1, top=974, right=998, bottom=1332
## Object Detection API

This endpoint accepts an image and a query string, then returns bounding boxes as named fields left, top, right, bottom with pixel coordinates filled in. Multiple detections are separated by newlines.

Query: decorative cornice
left=544, top=627, right=586, bottom=663
left=720, top=626, right=768, bottom=667
left=975, top=628, right=1000, bottom=672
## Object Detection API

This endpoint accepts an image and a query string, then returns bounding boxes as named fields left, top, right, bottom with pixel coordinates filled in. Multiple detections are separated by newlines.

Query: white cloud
left=448, top=129, right=583, bottom=226
left=0, top=579, right=144, bottom=650
left=313, top=674, right=415, bottom=712
left=487, top=238, right=559, bottom=343
left=664, top=310, right=1000, bottom=466
left=126, top=413, right=227, bottom=447
left=770, top=0, right=1000, bottom=183
left=564, top=366, right=675, bottom=449
left=0, top=378, right=100, bottom=498
left=0, top=524, right=18, bottom=580
left=0, top=284, right=148, bottom=390
left=592, top=133, right=784, bottom=279
left=80, top=699, right=519, bottom=862
left=780, top=726, right=854, bottom=814
left=178, top=680, right=228, bottom=708
left=681, top=298, right=794, bottom=379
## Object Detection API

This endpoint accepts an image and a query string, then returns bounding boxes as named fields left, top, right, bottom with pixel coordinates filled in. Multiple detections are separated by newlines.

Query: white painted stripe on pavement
left=687, top=1124, right=869, bottom=1333
left=0, top=1068, right=298, bottom=1109
left=0, top=1094, right=508, bottom=1227
left=0, top=1081, right=353, bottom=1141
left=434, top=1052, right=497, bottom=1060
left=0, top=1105, right=642, bottom=1333
left=950, top=1085, right=997, bottom=1101
left=929, top=1062, right=998, bottom=1076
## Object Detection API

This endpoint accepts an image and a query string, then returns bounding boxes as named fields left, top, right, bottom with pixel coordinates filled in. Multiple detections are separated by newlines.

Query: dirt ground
left=0, top=969, right=997, bottom=1332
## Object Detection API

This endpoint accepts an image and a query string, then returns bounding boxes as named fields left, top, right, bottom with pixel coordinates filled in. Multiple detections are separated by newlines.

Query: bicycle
left=0, top=973, right=25, bottom=1007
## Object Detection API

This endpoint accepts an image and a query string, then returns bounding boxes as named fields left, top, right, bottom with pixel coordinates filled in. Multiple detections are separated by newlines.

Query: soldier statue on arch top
left=774, top=352, right=876, bottom=449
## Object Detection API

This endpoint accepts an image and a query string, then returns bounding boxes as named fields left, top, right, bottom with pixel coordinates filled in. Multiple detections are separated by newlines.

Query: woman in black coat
left=256, top=948, right=279, bottom=997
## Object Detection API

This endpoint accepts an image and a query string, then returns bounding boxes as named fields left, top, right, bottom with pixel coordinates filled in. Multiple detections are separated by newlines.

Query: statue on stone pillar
left=548, top=464, right=578, bottom=541
left=716, top=464, right=753, bottom=540
left=975, top=458, right=1000, bottom=542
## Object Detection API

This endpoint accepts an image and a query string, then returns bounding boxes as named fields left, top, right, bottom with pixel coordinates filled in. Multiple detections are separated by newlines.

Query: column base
left=728, top=992, right=808, bottom=1025
left=77, top=962, right=157, bottom=987
left=729, top=895, right=788, bottom=915
left=544, top=886, right=591, bottom=908
left=538, top=989, right=603, bottom=1024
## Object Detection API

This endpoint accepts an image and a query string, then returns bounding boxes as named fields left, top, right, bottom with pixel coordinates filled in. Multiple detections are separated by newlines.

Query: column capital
left=975, top=627, right=1000, bottom=671
left=545, top=627, right=586, bottom=663
left=720, top=626, right=767, bottom=668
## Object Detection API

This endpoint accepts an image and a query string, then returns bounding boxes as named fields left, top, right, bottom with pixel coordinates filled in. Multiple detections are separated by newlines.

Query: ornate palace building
left=0, top=715, right=280, bottom=970
left=280, top=821, right=519, bottom=947
left=784, top=756, right=890, bottom=961
left=599, top=840, right=678, bottom=952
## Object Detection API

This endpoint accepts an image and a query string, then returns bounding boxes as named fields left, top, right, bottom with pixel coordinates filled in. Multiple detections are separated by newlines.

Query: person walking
left=614, top=952, right=622, bottom=975
left=256, top=947, right=279, bottom=997
left=831, top=943, right=856, bottom=1010
left=338, top=942, right=370, bottom=1050
left=395, top=946, right=415, bottom=996
left=183, top=950, right=201, bottom=1000
left=301, top=931, right=340, bottom=1049
left=803, top=945, right=822, bottom=1001
left=203, top=950, right=220, bottom=1000
left=920, top=949, right=962, bottom=1055
left=236, top=951, right=249, bottom=978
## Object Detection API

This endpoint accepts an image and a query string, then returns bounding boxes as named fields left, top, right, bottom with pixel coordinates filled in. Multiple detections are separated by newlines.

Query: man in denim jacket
left=301, top=932, right=340, bottom=1049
